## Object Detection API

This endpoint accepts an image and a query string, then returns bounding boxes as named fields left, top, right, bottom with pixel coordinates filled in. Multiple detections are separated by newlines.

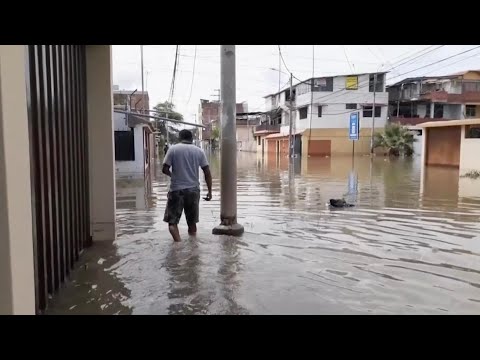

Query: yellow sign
left=346, top=76, right=358, bottom=90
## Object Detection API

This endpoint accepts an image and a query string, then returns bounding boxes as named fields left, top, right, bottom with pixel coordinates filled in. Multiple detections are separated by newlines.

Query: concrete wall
left=236, top=125, right=256, bottom=152
left=301, top=128, right=382, bottom=156
left=460, top=125, right=480, bottom=176
left=0, top=45, right=36, bottom=314
left=86, top=46, right=116, bottom=241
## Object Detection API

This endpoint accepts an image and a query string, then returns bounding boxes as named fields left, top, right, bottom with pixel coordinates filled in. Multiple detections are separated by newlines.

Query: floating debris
left=97, top=258, right=106, bottom=265
left=91, top=284, right=98, bottom=290
left=69, top=305, right=77, bottom=310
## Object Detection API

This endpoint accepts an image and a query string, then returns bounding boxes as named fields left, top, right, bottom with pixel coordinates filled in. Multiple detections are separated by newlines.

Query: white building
left=257, top=72, right=389, bottom=157
left=114, top=109, right=155, bottom=179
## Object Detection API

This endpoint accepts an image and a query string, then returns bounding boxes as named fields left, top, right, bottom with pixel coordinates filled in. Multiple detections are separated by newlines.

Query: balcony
left=254, top=123, right=280, bottom=134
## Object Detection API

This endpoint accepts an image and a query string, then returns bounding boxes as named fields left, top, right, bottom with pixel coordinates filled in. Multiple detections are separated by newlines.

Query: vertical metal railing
left=26, top=45, right=90, bottom=313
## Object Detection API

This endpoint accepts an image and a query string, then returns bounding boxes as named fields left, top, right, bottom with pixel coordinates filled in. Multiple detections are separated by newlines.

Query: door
left=426, top=126, right=461, bottom=167
left=308, top=140, right=331, bottom=156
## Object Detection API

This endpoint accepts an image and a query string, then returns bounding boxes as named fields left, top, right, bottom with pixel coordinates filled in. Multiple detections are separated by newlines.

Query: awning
left=265, top=130, right=304, bottom=139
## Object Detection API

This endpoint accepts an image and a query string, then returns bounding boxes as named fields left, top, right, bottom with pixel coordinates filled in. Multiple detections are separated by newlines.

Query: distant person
left=163, top=143, right=169, bottom=155
left=162, top=129, right=212, bottom=242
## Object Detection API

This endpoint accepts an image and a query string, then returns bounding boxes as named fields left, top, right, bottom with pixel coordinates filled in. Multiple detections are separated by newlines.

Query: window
left=363, top=106, right=381, bottom=118
left=434, top=104, right=444, bottom=119
left=318, top=106, right=323, bottom=117
left=346, top=103, right=357, bottom=110
left=466, top=105, right=476, bottom=118
left=299, top=107, right=308, bottom=119
left=296, top=82, right=311, bottom=96
left=285, top=89, right=296, bottom=101
left=466, top=126, right=480, bottom=139
left=114, top=130, right=135, bottom=161
left=369, top=73, right=385, bottom=93
left=257, top=136, right=261, bottom=145
left=312, top=77, right=333, bottom=92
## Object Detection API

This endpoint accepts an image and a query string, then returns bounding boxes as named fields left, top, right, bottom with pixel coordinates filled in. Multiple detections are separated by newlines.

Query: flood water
left=48, top=152, right=480, bottom=315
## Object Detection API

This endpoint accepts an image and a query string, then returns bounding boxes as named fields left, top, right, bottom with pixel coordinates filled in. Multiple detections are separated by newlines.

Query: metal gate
left=26, top=45, right=90, bottom=313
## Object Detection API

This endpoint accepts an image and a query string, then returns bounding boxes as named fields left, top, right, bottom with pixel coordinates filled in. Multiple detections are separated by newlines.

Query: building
left=198, top=99, right=246, bottom=145
left=0, top=45, right=116, bottom=314
left=236, top=112, right=262, bottom=152
left=114, top=108, right=155, bottom=179
left=387, top=70, right=480, bottom=126
left=113, top=87, right=149, bottom=113
left=258, top=72, right=388, bottom=157
left=419, top=118, right=480, bottom=174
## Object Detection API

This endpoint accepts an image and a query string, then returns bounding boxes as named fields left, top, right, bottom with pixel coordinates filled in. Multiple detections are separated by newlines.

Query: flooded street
left=48, top=153, right=480, bottom=315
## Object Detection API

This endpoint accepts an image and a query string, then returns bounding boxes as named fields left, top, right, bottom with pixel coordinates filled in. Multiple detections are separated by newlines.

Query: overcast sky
left=112, top=45, right=480, bottom=122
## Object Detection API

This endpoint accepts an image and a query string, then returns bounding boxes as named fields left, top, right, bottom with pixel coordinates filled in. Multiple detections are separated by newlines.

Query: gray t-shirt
left=163, top=143, right=209, bottom=191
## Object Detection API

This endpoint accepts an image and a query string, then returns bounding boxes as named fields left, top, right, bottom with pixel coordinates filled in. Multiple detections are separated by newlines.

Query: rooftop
left=418, top=118, right=480, bottom=128
left=264, top=71, right=388, bottom=98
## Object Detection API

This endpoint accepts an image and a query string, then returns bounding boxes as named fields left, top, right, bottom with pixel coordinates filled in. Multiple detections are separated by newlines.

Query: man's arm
left=199, top=150, right=212, bottom=199
left=162, top=164, right=171, bottom=177
left=162, top=147, right=172, bottom=177
left=201, top=165, right=212, bottom=200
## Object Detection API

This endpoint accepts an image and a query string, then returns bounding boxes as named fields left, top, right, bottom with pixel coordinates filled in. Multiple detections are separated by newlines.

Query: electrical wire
left=186, top=45, right=197, bottom=106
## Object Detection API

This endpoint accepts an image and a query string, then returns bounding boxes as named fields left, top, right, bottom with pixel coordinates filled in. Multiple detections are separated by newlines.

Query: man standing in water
left=162, top=129, right=212, bottom=242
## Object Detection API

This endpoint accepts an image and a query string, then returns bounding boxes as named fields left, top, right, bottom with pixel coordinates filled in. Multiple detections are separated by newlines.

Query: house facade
left=113, top=87, right=149, bottom=113
left=387, top=70, right=480, bottom=126
left=257, top=72, right=388, bottom=158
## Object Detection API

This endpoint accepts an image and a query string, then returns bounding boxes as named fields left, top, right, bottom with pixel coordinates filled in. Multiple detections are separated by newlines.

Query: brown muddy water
left=47, top=152, right=480, bottom=315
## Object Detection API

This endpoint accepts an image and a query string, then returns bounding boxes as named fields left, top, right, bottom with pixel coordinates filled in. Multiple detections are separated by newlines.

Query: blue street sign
left=349, top=112, right=359, bottom=141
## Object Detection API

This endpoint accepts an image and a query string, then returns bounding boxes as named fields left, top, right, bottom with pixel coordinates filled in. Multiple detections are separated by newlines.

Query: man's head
left=179, top=129, right=193, bottom=143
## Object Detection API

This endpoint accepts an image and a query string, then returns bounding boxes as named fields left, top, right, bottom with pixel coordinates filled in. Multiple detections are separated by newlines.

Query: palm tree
left=373, top=123, right=415, bottom=157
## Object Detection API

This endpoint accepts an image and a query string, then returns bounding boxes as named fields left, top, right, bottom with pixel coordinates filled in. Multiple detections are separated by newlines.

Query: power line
left=168, top=45, right=179, bottom=103
left=343, top=45, right=354, bottom=73
left=186, top=45, right=197, bottom=106
left=388, top=45, right=480, bottom=81
left=387, top=45, right=445, bottom=72
left=422, top=50, right=480, bottom=76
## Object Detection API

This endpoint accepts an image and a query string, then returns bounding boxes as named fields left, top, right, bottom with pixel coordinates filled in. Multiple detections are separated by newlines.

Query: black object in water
left=329, top=199, right=354, bottom=208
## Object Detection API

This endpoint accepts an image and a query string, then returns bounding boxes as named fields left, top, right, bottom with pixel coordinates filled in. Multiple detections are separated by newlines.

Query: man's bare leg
left=188, top=223, right=197, bottom=235
left=169, top=224, right=182, bottom=242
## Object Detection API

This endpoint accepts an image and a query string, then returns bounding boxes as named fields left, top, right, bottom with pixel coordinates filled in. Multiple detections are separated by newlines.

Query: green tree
left=153, top=101, right=183, bottom=144
left=211, top=126, right=220, bottom=149
left=373, top=123, right=415, bottom=157
left=153, top=101, right=183, bottom=120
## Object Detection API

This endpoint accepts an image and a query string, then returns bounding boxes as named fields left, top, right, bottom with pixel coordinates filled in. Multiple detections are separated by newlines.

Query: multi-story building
left=387, top=70, right=480, bottom=126
left=198, top=99, right=247, bottom=145
left=257, top=72, right=388, bottom=157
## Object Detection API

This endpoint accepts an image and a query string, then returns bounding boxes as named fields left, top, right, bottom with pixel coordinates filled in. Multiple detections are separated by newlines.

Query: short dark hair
left=179, top=129, right=193, bottom=142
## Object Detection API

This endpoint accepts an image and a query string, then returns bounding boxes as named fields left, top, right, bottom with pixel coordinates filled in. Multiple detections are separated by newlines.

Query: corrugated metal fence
left=26, top=45, right=90, bottom=313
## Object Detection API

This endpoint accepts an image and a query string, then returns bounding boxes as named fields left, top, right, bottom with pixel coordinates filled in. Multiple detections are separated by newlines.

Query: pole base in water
left=212, top=223, right=244, bottom=236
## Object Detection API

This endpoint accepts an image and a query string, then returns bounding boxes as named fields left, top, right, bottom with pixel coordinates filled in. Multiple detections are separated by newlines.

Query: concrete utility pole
left=213, top=45, right=244, bottom=236
left=289, top=72, right=294, bottom=157
left=370, top=73, right=377, bottom=154
left=140, top=45, right=145, bottom=112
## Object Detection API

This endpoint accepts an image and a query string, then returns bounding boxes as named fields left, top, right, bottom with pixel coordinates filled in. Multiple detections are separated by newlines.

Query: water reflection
left=50, top=153, right=480, bottom=314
